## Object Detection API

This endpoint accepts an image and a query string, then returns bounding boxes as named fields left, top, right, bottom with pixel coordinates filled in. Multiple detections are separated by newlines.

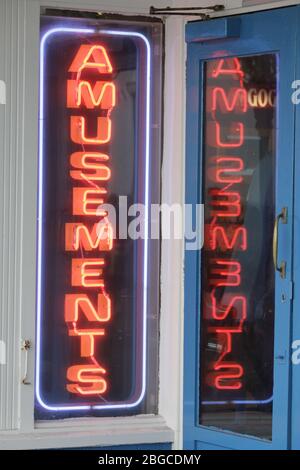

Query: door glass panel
left=200, top=54, right=277, bottom=439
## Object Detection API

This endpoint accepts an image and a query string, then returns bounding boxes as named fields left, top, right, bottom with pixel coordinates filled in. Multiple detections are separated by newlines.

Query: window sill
left=0, top=415, right=173, bottom=450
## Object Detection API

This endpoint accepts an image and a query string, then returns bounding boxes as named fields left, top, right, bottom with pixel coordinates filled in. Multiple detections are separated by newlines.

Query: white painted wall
left=159, top=16, right=186, bottom=450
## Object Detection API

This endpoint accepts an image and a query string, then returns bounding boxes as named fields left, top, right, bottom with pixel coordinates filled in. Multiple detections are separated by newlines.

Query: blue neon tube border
left=36, top=26, right=151, bottom=412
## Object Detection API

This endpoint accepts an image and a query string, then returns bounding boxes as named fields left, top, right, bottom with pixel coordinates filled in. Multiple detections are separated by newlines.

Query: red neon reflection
left=215, top=157, right=244, bottom=184
left=209, top=260, right=241, bottom=287
left=210, top=293, right=247, bottom=321
left=211, top=226, right=247, bottom=251
left=210, top=58, right=244, bottom=79
left=212, top=363, right=244, bottom=390
left=212, top=121, right=244, bottom=148
left=210, top=87, right=247, bottom=113
left=210, top=328, right=244, bottom=390
left=210, top=190, right=241, bottom=218
left=205, top=57, right=248, bottom=392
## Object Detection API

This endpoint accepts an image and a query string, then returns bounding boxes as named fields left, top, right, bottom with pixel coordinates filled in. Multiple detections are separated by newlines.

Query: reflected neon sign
left=206, top=58, right=248, bottom=391
left=201, top=54, right=276, bottom=413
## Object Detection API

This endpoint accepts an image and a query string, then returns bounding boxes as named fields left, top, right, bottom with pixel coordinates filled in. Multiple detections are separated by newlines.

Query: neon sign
left=201, top=55, right=276, bottom=407
left=65, top=43, right=114, bottom=396
left=36, top=23, right=152, bottom=415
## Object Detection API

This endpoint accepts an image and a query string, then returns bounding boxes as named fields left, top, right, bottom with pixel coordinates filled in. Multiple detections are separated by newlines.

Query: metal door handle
left=272, top=207, right=287, bottom=279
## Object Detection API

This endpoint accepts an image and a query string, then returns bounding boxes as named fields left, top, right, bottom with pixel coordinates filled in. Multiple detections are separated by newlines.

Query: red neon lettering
left=210, top=190, right=241, bottom=217
left=211, top=226, right=247, bottom=251
left=71, top=259, right=105, bottom=288
left=65, top=222, right=113, bottom=252
left=65, top=293, right=111, bottom=323
left=65, top=44, right=115, bottom=397
left=68, top=45, right=113, bottom=74
left=209, top=260, right=241, bottom=287
left=66, top=364, right=107, bottom=395
left=68, top=327, right=105, bottom=357
left=70, top=116, right=111, bottom=145
left=70, top=152, right=111, bottom=182
left=67, top=80, right=116, bottom=109
left=72, top=188, right=107, bottom=216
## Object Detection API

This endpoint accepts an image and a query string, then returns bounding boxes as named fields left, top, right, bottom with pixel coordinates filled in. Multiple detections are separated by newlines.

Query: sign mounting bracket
left=149, top=4, right=224, bottom=19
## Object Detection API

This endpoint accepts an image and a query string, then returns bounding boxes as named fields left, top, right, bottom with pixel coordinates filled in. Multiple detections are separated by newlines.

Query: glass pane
left=35, top=14, right=162, bottom=419
left=200, top=54, right=276, bottom=439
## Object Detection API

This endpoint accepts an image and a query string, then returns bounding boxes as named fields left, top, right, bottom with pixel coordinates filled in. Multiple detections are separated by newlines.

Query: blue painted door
left=291, top=7, right=300, bottom=451
left=184, top=8, right=297, bottom=450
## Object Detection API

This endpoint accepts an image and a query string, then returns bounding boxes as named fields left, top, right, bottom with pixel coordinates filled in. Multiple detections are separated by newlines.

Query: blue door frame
left=184, top=7, right=298, bottom=450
